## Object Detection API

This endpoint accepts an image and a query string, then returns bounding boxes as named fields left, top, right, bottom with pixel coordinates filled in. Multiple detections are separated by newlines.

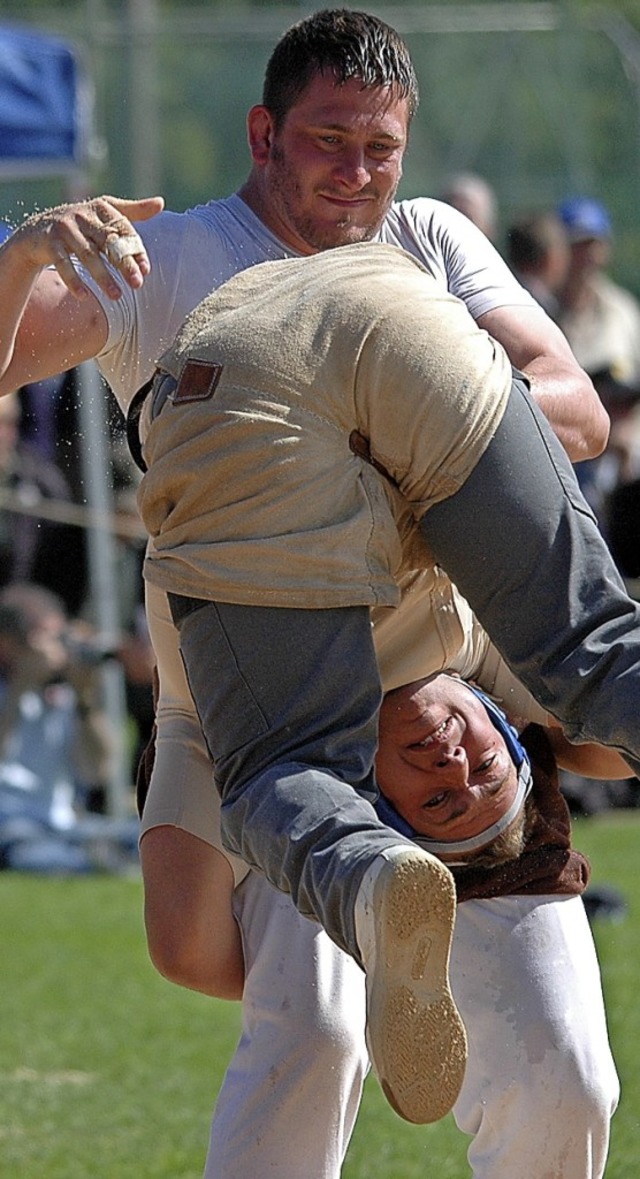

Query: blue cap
left=0, top=221, right=12, bottom=245
left=557, top=197, right=611, bottom=241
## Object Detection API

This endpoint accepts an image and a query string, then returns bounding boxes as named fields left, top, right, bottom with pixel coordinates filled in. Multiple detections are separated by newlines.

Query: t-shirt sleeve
left=385, top=198, right=538, bottom=321
left=76, top=210, right=195, bottom=412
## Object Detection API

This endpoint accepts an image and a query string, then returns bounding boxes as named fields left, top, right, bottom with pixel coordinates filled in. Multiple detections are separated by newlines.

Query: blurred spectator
left=18, top=370, right=84, bottom=486
left=556, top=196, right=640, bottom=526
left=554, top=197, right=640, bottom=811
left=0, top=583, right=112, bottom=829
left=0, top=582, right=140, bottom=872
left=606, top=475, right=640, bottom=582
left=557, top=197, right=640, bottom=392
left=0, top=391, right=87, bottom=613
left=12, top=335, right=153, bottom=776
left=18, top=366, right=125, bottom=506
left=506, top=211, right=570, bottom=319
left=439, top=172, right=498, bottom=240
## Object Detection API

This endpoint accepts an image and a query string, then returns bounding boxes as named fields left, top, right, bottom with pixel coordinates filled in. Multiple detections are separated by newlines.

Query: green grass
left=2, top=813, right=640, bottom=1177
left=570, top=813, right=640, bottom=1178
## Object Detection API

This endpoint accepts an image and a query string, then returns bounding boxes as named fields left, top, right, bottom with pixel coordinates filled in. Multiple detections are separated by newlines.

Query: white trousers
left=205, top=876, right=618, bottom=1179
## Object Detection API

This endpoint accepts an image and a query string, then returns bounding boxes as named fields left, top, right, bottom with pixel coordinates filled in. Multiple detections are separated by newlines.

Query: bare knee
left=140, top=825, right=244, bottom=1000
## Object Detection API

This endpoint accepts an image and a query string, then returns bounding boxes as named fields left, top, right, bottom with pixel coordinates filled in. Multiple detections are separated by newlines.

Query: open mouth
left=415, top=715, right=455, bottom=750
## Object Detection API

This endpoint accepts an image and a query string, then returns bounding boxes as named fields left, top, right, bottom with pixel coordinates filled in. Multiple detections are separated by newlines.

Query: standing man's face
left=245, top=73, right=409, bottom=254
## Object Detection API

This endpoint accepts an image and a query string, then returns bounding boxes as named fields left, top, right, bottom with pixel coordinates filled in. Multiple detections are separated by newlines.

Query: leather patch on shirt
left=174, top=359, right=224, bottom=404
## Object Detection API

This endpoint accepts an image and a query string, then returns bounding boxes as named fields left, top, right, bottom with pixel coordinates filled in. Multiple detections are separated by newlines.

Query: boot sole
left=365, top=851, right=467, bottom=1124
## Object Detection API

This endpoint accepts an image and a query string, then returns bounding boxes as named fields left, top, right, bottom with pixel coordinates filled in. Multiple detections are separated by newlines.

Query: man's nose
left=333, top=147, right=371, bottom=189
left=432, top=746, right=469, bottom=785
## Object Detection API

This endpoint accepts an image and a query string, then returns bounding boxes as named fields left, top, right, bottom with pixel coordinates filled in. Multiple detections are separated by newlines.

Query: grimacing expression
left=256, top=72, right=409, bottom=253
left=376, top=676, right=519, bottom=844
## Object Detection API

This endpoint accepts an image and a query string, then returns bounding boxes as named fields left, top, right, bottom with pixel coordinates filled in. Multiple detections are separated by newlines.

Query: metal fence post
left=77, top=359, right=133, bottom=818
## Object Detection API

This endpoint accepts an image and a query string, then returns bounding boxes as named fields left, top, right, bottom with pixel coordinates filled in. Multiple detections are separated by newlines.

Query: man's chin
left=304, top=223, right=379, bottom=251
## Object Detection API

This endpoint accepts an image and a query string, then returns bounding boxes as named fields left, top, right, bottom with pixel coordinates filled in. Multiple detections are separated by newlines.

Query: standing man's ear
left=246, top=106, right=275, bottom=165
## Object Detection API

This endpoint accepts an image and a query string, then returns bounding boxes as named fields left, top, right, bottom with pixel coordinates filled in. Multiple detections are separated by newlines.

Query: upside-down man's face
left=376, top=675, right=519, bottom=845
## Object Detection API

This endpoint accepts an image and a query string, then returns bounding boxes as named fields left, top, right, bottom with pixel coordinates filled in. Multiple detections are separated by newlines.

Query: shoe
left=355, top=846, right=467, bottom=1124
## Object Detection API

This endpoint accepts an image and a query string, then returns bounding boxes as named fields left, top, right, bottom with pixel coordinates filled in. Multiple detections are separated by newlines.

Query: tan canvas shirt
left=138, top=243, right=512, bottom=608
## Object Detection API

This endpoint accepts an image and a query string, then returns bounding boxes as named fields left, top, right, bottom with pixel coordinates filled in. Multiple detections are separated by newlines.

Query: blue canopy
left=0, top=24, right=91, bottom=175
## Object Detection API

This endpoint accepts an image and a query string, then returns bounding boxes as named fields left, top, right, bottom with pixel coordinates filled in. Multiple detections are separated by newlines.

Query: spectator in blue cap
left=556, top=195, right=640, bottom=526
left=558, top=196, right=612, bottom=243
left=557, top=196, right=640, bottom=396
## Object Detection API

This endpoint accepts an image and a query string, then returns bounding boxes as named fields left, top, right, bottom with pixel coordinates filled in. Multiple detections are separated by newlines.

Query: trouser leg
left=168, top=598, right=415, bottom=958
left=420, top=378, right=640, bottom=773
left=451, top=895, right=618, bottom=1179
left=207, top=891, right=618, bottom=1179
left=205, top=874, right=367, bottom=1179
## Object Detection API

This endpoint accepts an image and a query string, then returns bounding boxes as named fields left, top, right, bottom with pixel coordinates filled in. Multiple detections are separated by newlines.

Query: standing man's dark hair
left=263, top=8, right=420, bottom=129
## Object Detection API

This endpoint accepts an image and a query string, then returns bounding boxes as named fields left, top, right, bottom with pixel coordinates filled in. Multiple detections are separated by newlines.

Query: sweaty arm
left=465, top=609, right=632, bottom=777
left=0, top=195, right=163, bottom=395
left=478, top=301, right=610, bottom=462
left=546, top=728, right=633, bottom=780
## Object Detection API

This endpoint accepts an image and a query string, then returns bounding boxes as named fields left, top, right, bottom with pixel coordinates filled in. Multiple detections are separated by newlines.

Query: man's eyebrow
left=309, top=119, right=404, bottom=143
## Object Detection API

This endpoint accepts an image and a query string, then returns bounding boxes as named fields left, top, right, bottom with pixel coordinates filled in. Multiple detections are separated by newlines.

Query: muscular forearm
left=0, top=236, right=44, bottom=388
left=0, top=232, right=106, bottom=394
left=547, top=728, right=633, bottom=779
left=0, top=195, right=163, bottom=395
left=478, top=303, right=610, bottom=463
left=522, top=357, right=610, bottom=463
